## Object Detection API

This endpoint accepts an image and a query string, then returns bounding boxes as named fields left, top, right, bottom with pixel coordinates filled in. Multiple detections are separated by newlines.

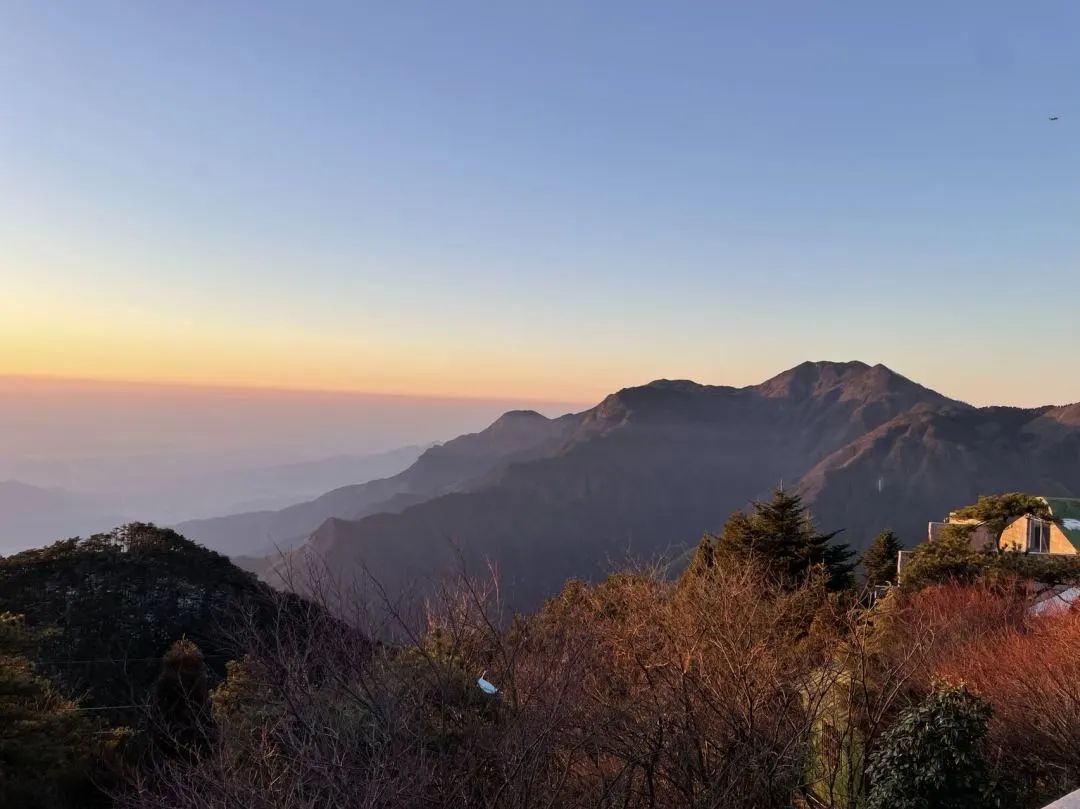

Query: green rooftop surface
left=1041, top=498, right=1080, bottom=552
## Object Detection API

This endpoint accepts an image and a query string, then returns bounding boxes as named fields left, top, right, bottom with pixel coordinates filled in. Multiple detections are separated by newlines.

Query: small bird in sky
left=1049, top=116, right=1060, bottom=121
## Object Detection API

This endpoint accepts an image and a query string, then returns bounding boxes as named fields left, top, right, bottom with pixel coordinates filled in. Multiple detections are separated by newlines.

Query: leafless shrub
left=114, top=555, right=943, bottom=809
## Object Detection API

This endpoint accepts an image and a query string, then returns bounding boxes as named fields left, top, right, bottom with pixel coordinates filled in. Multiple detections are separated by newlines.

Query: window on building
left=1028, top=519, right=1051, bottom=554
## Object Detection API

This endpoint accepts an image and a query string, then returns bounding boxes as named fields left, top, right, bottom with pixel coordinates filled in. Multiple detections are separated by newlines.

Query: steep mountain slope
left=797, top=404, right=1080, bottom=545
left=275, top=361, right=975, bottom=610
left=179, top=410, right=582, bottom=556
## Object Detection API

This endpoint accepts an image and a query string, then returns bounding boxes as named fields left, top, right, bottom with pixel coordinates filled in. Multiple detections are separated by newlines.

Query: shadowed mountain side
left=270, top=361, right=974, bottom=611
left=284, top=428, right=783, bottom=595
left=751, top=360, right=964, bottom=461
left=797, top=405, right=1080, bottom=548
left=178, top=410, right=583, bottom=556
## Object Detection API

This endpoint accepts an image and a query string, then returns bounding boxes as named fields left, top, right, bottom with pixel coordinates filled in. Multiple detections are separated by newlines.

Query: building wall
left=929, top=520, right=996, bottom=550
left=999, top=516, right=1029, bottom=552
left=1050, top=524, right=1077, bottom=555
left=896, top=549, right=914, bottom=577
left=998, top=516, right=1077, bottom=555
left=970, top=524, right=997, bottom=551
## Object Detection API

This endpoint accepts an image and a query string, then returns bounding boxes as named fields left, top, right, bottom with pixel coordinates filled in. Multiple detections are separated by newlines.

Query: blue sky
left=2, top=1, right=1078, bottom=405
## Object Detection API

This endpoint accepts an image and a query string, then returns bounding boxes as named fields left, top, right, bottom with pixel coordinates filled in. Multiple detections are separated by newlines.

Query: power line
left=34, top=654, right=234, bottom=665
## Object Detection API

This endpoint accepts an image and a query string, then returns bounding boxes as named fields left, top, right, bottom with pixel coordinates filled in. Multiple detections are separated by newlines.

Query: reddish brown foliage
left=937, top=606, right=1080, bottom=802
left=879, top=580, right=1028, bottom=688
left=116, top=569, right=1080, bottom=809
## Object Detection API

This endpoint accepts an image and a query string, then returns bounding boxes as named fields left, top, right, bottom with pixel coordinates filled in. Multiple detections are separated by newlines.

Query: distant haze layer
left=0, top=375, right=586, bottom=491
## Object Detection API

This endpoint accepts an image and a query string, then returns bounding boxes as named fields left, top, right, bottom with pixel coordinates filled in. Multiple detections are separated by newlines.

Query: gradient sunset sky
left=3, top=2, right=1079, bottom=406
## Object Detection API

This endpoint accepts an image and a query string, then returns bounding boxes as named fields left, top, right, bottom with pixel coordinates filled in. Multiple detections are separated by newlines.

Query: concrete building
left=926, top=497, right=1080, bottom=555
left=898, top=497, right=1080, bottom=577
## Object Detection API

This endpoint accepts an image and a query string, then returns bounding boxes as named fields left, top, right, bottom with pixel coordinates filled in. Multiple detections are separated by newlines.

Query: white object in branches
left=477, top=672, right=498, bottom=695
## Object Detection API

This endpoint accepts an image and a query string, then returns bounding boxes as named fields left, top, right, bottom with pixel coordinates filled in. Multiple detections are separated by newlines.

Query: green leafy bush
left=866, top=682, right=993, bottom=809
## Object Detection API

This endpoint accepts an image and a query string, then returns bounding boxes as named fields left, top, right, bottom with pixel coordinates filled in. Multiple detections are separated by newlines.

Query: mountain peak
left=642, top=379, right=704, bottom=391
left=756, top=360, right=872, bottom=395
left=491, top=409, right=548, bottom=424
left=486, top=410, right=554, bottom=435
left=753, top=360, right=953, bottom=405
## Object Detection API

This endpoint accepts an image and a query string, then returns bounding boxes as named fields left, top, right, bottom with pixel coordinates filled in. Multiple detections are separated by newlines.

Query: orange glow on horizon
left=0, top=290, right=622, bottom=403
left=0, top=369, right=597, bottom=406
left=6, top=279, right=1063, bottom=409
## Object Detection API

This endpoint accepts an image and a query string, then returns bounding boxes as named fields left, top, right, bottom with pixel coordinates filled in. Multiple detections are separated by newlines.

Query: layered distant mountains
left=178, top=413, right=577, bottom=556
left=0, top=446, right=425, bottom=556
left=179, top=361, right=1080, bottom=612
left=0, top=481, right=127, bottom=553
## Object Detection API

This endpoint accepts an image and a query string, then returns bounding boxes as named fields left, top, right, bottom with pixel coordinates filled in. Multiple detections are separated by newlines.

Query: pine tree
left=952, top=492, right=1050, bottom=545
left=899, top=524, right=987, bottom=592
left=713, top=487, right=854, bottom=591
left=861, top=529, right=903, bottom=588
left=681, top=535, right=718, bottom=582
left=153, top=638, right=213, bottom=758
left=0, top=612, right=96, bottom=808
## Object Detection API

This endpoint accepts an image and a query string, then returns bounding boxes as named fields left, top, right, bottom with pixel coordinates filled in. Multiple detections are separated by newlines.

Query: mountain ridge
left=259, top=360, right=1038, bottom=610
left=172, top=361, right=1080, bottom=613
left=179, top=410, right=583, bottom=556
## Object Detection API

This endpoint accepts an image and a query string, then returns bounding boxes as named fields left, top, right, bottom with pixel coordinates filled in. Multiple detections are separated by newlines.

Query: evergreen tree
left=0, top=523, right=316, bottom=721
left=713, top=487, right=854, bottom=591
left=0, top=612, right=96, bottom=808
left=952, top=492, right=1051, bottom=547
left=899, top=524, right=987, bottom=592
left=901, top=521, right=1080, bottom=593
left=861, top=529, right=903, bottom=588
left=153, top=638, right=213, bottom=758
left=680, top=534, right=719, bottom=583
left=866, top=682, right=993, bottom=809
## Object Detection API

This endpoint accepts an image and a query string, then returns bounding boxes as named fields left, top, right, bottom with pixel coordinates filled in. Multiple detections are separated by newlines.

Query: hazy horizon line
left=0, top=371, right=597, bottom=407
left=5, top=366, right=1078, bottom=411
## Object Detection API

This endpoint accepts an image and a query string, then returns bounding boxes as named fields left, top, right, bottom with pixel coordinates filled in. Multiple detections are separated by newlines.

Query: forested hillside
left=0, top=524, right=313, bottom=714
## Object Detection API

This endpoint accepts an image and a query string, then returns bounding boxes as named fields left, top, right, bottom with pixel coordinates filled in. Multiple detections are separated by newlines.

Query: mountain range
left=0, top=481, right=127, bottom=554
left=0, top=446, right=425, bottom=556
left=177, top=419, right=572, bottom=557
left=179, top=361, right=1080, bottom=612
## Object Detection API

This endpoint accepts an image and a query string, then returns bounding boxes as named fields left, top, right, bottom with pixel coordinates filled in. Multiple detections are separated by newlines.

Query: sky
left=0, top=375, right=586, bottom=463
left=0, top=375, right=584, bottom=514
left=2, top=1, right=1079, bottom=407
